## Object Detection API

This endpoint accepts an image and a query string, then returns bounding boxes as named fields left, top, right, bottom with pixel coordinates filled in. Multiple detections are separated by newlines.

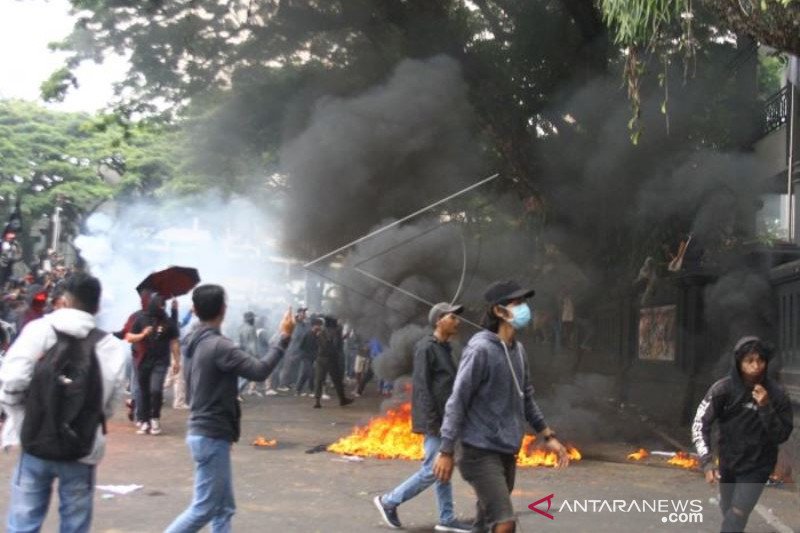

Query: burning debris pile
left=627, top=448, right=650, bottom=461
left=668, top=452, right=700, bottom=469
left=328, top=403, right=582, bottom=467
left=627, top=448, right=700, bottom=470
left=252, top=436, right=278, bottom=448
left=328, top=403, right=424, bottom=460
left=517, top=434, right=583, bottom=467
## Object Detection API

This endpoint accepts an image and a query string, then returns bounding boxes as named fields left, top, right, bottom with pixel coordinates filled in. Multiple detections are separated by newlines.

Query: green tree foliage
left=47, top=0, right=762, bottom=279
left=601, top=0, right=799, bottom=56
left=0, top=99, right=178, bottom=227
left=52, top=1, right=612, bottom=196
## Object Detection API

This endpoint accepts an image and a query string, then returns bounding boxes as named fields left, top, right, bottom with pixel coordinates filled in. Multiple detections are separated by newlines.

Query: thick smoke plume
left=372, top=324, right=429, bottom=381
left=280, top=55, right=484, bottom=261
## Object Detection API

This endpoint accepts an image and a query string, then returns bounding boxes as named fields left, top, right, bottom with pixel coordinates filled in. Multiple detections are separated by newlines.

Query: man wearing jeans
left=0, top=274, right=127, bottom=533
left=165, top=285, right=294, bottom=533
left=374, top=302, right=471, bottom=532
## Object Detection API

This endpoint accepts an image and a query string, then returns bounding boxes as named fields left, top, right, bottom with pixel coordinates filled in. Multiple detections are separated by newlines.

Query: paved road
left=0, top=391, right=797, bottom=532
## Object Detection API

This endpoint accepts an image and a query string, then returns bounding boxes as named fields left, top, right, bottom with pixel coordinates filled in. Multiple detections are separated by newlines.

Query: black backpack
left=21, top=328, right=106, bottom=461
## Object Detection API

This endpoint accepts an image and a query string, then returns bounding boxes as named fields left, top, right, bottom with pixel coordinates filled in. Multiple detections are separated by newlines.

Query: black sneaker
left=373, top=495, right=402, bottom=529
left=340, top=398, right=354, bottom=407
left=313, top=402, right=321, bottom=409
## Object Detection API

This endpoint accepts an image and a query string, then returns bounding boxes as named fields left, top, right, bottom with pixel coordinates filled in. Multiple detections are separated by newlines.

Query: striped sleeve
left=692, top=380, right=725, bottom=470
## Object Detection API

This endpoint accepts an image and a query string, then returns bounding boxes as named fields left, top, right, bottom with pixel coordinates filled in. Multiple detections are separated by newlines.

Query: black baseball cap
left=483, top=280, right=535, bottom=305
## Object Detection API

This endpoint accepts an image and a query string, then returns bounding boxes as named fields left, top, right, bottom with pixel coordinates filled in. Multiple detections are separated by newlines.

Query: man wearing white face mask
left=433, top=280, right=569, bottom=533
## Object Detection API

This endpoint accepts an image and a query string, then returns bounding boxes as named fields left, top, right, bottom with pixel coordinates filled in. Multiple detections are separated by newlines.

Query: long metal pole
left=789, top=84, right=796, bottom=241
left=51, top=206, right=62, bottom=253
left=303, top=173, right=500, bottom=268
left=353, top=266, right=483, bottom=330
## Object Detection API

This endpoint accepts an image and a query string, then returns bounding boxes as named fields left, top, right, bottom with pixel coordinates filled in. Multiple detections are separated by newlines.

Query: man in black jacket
left=374, top=302, right=471, bottom=533
left=312, top=316, right=353, bottom=408
left=164, top=285, right=294, bottom=533
left=692, top=336, right=793, bottom=533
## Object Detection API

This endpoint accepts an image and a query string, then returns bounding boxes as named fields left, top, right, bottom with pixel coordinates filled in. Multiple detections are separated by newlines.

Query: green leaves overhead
left=601, top=0, right=683, bottom=47
left=599, top=0, right=800, bottom=55
left=0, top=100, right=178, bottom=220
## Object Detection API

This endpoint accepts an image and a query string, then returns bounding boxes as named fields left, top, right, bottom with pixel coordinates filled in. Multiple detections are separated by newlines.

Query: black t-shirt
left=131, top=314, right=179, bottom=364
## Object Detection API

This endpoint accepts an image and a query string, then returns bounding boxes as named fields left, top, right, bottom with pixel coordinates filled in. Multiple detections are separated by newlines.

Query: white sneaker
left=321, top=393, right=331, bottom=401
left=136, top=422, right=150, bottom=435
left=264, top=389, right=278, bottom=396
left=277, top=386, right=290, bottom=392
left=150, top=419, right=162, bottom=435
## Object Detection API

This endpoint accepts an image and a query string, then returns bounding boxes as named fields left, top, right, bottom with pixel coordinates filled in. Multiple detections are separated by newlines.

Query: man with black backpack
left=0, top=273, right=127, bottom=533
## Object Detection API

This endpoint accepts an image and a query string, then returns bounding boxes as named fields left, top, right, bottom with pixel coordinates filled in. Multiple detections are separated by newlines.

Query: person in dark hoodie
left=164, top=284, right=294, bottom=533
left=434, top=281, right=569, bottom=533
left=116, top=289, right=153, bottom=425
left=126, top=294, right=180, bottom=436
left=312, top=315, right=354, bottom=408
left=374, top=302, right=472, bottom=533
left=692, top=336, right=793, bottom=533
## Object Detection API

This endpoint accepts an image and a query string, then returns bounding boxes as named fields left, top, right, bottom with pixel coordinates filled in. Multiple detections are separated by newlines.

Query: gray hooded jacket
left=439, top=330, right=547, bottom=455
left=183, top=324, right=289, bottom=442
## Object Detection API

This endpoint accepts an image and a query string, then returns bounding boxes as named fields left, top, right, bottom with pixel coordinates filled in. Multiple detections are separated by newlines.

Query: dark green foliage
left=0, top=100, right=178, bottom=226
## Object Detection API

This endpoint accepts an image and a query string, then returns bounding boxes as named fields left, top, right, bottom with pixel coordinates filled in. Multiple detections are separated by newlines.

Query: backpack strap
left=85, top=328, right=108, bottom=434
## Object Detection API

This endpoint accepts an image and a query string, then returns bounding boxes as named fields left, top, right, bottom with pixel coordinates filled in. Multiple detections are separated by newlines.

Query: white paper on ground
left=96, top=484, right=144, bottom=495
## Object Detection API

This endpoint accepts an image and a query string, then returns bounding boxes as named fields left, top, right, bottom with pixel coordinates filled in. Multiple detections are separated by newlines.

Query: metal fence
left=763, top=85, right=791, bottom=136
left=776, top=278, right=800, bottom=371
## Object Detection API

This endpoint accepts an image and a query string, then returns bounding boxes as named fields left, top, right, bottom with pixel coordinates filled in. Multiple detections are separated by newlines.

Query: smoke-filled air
left=1, top=3, right=797, bottom=531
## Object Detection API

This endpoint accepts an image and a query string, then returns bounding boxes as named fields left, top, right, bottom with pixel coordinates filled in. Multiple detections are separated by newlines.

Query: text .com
left=530, top=495, right=704, bottom=525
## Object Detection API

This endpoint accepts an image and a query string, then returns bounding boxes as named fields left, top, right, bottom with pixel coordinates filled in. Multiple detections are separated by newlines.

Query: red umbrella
left=136, top=266, right=200, bottom=298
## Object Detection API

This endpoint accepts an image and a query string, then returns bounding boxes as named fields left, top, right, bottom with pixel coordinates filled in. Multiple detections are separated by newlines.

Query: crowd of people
left=0, top=247, right=76, bottom=355
left=0, top=264, right=793, bottom=533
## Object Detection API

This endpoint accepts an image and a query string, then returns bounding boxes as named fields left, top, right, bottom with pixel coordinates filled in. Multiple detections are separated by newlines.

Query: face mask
left=503, top=303, right=532, bottom=330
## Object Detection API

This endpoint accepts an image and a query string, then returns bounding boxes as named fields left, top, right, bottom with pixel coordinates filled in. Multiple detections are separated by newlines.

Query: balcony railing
left=763, top=85, right=791, bottom=136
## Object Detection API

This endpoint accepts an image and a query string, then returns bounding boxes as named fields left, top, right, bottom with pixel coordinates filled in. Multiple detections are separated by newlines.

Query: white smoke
left=74, top=194, right=298, bottom=335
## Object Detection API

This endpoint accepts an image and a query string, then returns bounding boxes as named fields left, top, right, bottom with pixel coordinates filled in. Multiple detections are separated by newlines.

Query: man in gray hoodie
left=165, top=285, right=295, bottom=533
left=434, top=280, right=569, bottom=533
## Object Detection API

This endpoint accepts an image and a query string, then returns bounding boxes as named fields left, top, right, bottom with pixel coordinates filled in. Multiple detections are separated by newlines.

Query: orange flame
left=327, top=403, right=424, bottom=460
left=516, top=434, right=582, bottom=467
left=327, top=403, right=582, bottom=467
left=627, top=448, right=650, bottom=461
left=667, top=451, right=699, bottom=470
left=252, top=436, right=277, bottom=447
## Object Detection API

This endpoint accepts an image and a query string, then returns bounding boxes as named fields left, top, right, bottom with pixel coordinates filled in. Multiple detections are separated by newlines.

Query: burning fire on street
left=327, top=403, right=582, bottom=466
left=252, top=436, right=278, bottom=448
left=668, top=451, right=700, bottom=469
left=627, top=448, right=650, bottom=461
left=627, top=448, right=699, bottom=470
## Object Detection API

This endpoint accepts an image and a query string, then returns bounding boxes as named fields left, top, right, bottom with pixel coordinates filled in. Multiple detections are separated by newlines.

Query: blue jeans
left=383, top=435, right=455, bottom=524
left=136, top=360, right=168, bottom=421
left=131, top=362, right=142, bottom=422
left=165, top=435, right=235, bottom=533
left=7, top=452, right=95, bottom=533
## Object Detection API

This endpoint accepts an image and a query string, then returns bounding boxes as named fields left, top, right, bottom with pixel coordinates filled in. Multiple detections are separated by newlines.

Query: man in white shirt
left=0, top=273, right=127, bottom=533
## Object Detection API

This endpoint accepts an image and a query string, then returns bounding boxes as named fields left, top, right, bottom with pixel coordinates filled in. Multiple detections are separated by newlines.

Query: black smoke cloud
left=280, top=55, right=484, bottom=261
left=280, top=49, right=778, bottom=407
